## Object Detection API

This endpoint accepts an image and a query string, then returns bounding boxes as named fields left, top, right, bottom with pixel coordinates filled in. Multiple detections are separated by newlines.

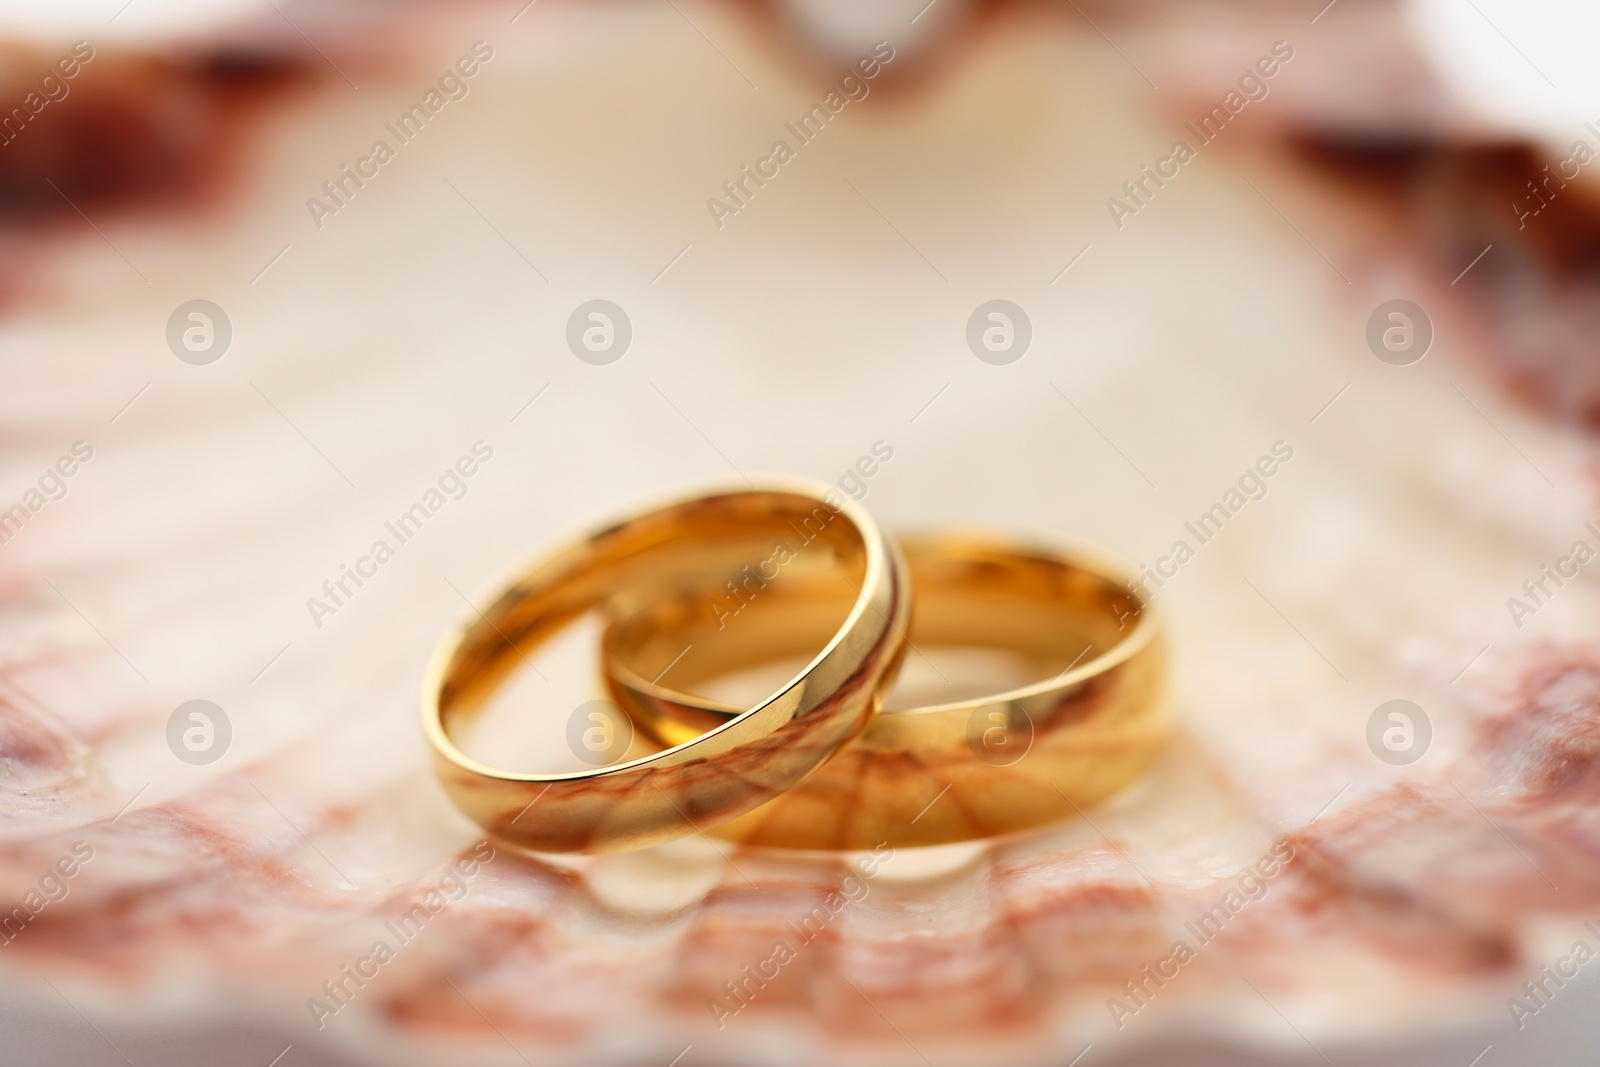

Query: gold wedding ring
left=422, top=480, right=909, bottom=854
left=602, top=533, right=1166, bottom=849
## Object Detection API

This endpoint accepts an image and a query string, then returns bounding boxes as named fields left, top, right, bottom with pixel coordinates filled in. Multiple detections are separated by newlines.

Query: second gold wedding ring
left=422, top=480, right=909, bottom=853
left=604, top=533, right=1166, bottom=849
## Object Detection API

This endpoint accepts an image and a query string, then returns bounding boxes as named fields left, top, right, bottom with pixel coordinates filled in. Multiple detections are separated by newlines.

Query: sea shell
left=1, top=1, right=1598, bottom=1065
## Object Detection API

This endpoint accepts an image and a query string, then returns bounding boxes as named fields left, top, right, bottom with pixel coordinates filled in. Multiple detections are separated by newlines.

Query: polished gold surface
left=422, top=480, right=910, bottom=854
left=604, top=533, right=1167, bottom=849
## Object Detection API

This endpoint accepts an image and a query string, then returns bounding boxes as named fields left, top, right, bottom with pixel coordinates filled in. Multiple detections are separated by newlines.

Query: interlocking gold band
left=602, top=532, right=1166, bottom=849
left=422, top=480, right=910, bottom=853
